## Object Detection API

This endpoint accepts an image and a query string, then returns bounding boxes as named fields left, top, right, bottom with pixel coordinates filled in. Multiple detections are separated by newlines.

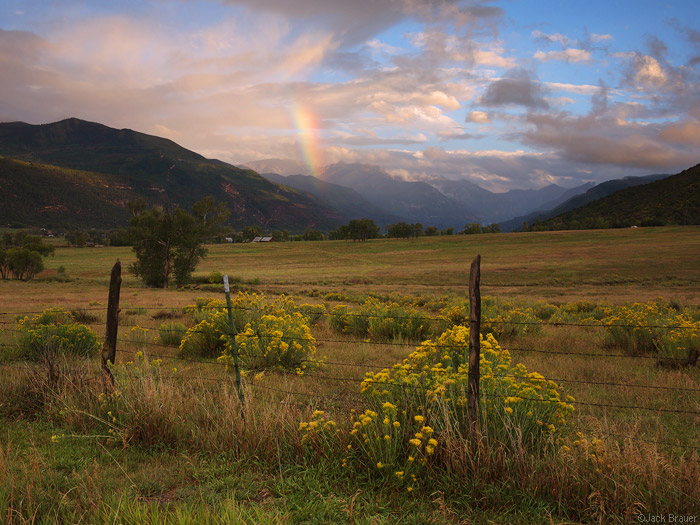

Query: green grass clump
left=158, top=322, right=187, bottom=346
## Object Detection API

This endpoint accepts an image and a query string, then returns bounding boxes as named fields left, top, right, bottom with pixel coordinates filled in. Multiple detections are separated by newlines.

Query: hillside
left=500, top=173, right=670, bottom=232
left=534, top=163, right=700, bottom=230
left=0, top=118, right=344, bottom=230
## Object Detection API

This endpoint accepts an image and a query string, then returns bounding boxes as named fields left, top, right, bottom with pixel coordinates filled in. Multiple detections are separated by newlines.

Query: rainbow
left=289, top=104, right=325, bottom=179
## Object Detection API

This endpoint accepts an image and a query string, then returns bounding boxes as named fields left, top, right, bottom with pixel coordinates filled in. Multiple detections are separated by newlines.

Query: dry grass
left=2, top=228, right=700, bottom=522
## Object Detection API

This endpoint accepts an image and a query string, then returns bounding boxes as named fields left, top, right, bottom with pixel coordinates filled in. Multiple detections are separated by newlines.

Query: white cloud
left=534, top=48, right=592, bottom=63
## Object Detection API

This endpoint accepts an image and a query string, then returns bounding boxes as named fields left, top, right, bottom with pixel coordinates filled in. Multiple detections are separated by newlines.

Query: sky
left=1, top=0, right=699, bottom=191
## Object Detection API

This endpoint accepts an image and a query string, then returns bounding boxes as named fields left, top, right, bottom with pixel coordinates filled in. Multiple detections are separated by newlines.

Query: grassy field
left=1, top=227, right=699, bottom=523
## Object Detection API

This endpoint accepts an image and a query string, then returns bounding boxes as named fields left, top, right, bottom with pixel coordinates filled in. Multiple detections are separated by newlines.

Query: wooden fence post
left=101, top=260, right=121, bottom=385
left=468, top=255, right=481, bottom=429
left=224, top=275, right=244, bottom=405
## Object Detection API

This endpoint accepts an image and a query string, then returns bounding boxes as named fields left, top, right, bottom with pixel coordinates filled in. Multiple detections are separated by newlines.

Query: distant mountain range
left=1, top=118, right=696, bottom=233
left=0, top=118, right=343, bottom=230
left=246, top=160, right=594, bottom=228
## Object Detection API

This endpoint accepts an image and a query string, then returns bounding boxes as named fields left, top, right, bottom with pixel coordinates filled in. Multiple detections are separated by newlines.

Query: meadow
left=1, top=226, right=699, bottom=524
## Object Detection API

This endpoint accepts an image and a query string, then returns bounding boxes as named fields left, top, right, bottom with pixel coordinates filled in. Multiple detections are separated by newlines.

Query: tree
left=241, top=225, right=263, bottom=242
left=302, top=229, right=323, bottom=241
left=128, top=197, right=230, bottom=288
left=386, top=221, right=423, bottom=239
left=7, top=248, right=44, bottom=280
left=347, top=218, right=380, bottom=242
left=0, top=232, right=53, bottom=280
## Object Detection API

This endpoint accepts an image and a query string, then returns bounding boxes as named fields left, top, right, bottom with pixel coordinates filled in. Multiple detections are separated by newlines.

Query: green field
left=1, top=228, right=699, bottom=523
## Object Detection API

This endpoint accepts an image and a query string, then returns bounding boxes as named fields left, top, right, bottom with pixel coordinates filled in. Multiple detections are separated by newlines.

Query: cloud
left=533, top=48, right=591, bottom=63
left=478, top=68, right=550, bottom=110
left=531, top=30, right=569, bottom=46
left=629, top=54, right=667, bottom=87
left=658, top=119, right=700, bottom=147
left=591, top=33, right=612, bottom=42
left=466, top=110, right=490, bottom=123
left=522, top=111, right=699, bottom=170
left=545, top=82, right=600, bottom=95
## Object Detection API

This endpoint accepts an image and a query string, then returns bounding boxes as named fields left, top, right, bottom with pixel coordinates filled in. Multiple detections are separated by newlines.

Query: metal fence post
left=224, top=275, right=244, bottom=404
left=468, top=255, right=481, bottom=430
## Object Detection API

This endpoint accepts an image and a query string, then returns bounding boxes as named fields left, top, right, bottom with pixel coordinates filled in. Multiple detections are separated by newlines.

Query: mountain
left=243, top=158, right=308, bottom=176
left=530, top=164, right=699, bottom=230
left=320, top=163, right=479, bottom=229
left=500, top=173, right=672, bottom=232
left=246, top=157, right=595, bottom=226
left=259, top=172, right=402, bottom=226
left=0, top=118, right=344, bottom=230
left=430, top=179, right=593, bottom=223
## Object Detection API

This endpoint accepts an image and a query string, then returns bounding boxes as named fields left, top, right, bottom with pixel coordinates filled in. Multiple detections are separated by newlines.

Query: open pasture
left=1, top=227, right=699, bottom=523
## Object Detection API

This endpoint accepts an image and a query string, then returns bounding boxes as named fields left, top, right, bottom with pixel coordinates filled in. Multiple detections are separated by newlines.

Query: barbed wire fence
left=1, top=259, right=699, bottom=452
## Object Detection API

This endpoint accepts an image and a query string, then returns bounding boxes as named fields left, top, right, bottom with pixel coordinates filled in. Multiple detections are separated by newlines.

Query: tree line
left=0, top=231, right=55, bottom=280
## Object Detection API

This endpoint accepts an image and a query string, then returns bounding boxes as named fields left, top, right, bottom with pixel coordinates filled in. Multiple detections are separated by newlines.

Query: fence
left=1, top=259, right=699, bottom=453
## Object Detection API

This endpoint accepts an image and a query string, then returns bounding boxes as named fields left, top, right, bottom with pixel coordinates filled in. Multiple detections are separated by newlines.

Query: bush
left=158, top=322, right=187, bottom=346
left=227, top=313, right=316, bottom=370
left=179, top=293, right=316, bottom=370
left=360, top=326, right=574, bottom=451
left=15, top=307, right=100, bottom=360
left=329, top=298, right=429, bottom=342
left=299, top=326, right=575, bottom=491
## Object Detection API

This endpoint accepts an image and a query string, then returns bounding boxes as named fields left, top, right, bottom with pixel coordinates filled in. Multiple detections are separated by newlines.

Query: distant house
left=251, top=236, right=273, bottom=243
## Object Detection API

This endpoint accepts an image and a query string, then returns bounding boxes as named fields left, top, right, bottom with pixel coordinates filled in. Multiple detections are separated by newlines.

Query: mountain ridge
left=0, top=118, right=344, bottom=230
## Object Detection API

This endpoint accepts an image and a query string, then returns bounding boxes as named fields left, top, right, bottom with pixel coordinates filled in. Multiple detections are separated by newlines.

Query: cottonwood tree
left=0, top=232, right=54, bottom=281
left=128, top=197, right=230, bottom=288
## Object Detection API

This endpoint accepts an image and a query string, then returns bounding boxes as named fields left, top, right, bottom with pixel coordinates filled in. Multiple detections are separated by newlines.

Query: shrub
left=226, top=313, right=316, bottom=370
left=299, top=303, right=327, bottom=325
left=360, top=326, right=574, bottom=452
left=482, top=301, right=542, bottom=339
left=180, top=293, right=316, bottom=370
left=329, top=298, right=430, bottom=342
left=299, top=326, right=574, bottom=490
left=207, top=271, right=224, bottom=284
left=329, top=305, right=350, bottom=333
left=70, top=308, right=99, bottom=324
left=158, top=322, right=187, bottom=346
left=15, top=307, right=100, bottom=360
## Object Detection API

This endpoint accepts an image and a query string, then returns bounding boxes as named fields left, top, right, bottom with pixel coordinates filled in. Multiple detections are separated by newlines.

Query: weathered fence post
left=224, top=275, right=244, bottom=404
left=468, top=255, right=481, bottom=429
left=101, top=260, right=121, bottom=386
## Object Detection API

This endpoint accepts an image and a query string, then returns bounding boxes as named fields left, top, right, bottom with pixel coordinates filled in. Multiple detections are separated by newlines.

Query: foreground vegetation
left=1, top=229, right=699, bottom=523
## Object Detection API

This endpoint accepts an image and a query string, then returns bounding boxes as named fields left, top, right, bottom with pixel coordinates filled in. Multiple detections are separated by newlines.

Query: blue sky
left=1, top=0, right=699, bottom=190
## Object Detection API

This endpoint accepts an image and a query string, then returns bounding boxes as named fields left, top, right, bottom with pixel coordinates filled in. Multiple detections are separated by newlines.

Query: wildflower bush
left=299, top=303, right=327, bottom=325
left=360, top=326, right=574, bottom=451
left=180, top=293, right=317, bottom=370
left=299, top=326, right=575, bottom=491
left=15, top=307, right=100, bottom=360
left=437, top=298, right=542, bottom=338
left=224, top=312, right=316, bottom=370
left=328, top=298, right=429, bottom=342
left=604, top=300, right=700, bottom=365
